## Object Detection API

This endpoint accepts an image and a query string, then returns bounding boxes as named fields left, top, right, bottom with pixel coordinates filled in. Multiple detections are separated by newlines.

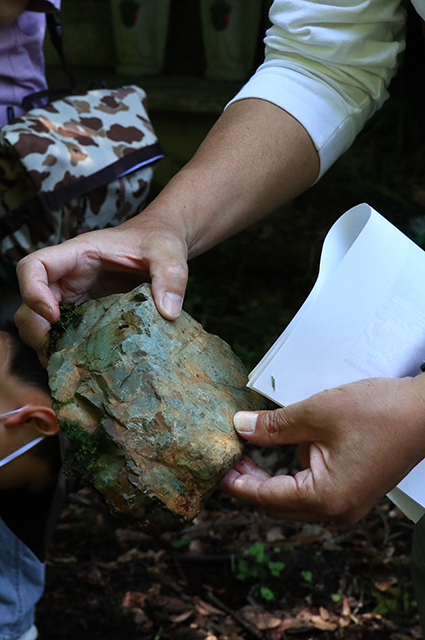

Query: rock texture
left=48, top=284, right=264, bottom=533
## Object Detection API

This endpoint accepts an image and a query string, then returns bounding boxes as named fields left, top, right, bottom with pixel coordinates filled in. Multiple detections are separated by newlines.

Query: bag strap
left=40, top=142, right=164, bottom=210
left=0, top=142, right=164, bottom=241
left=22, top=87, right=76, bottom=113
left=45, top=11, right=75, bottom=88
left=22, top=11, right=76, bottom=113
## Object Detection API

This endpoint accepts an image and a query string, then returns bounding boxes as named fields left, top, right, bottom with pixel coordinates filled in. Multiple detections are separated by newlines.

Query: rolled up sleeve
left=229, top=0, right=406, bottom=177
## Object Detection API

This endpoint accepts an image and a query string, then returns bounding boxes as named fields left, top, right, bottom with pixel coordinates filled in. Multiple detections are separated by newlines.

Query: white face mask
left=0, top=407, right=45, bottom=469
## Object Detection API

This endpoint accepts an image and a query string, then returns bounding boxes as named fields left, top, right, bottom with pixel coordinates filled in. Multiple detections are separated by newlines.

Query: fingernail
left=35, top=302, right=53, bottom=321
left=233, top=411, right=258, bottom=434
left=161, top=292, right=183, bottom=318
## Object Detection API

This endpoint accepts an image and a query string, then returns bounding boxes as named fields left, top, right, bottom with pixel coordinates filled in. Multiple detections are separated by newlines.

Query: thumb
left=17, top=253, right=61, bottom=324
left=233, top=405, right=315, bottom=446
left=149, top=240, right=189, bottom=321
left=14, top=304, right=51, bottom=366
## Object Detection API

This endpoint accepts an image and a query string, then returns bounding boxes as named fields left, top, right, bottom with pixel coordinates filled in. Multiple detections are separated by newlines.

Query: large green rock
left=48, top=284, right=264, bottom=533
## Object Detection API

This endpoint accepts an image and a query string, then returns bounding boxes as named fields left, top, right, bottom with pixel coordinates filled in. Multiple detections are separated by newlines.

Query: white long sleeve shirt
left=230, top=0, right=424, bottom=177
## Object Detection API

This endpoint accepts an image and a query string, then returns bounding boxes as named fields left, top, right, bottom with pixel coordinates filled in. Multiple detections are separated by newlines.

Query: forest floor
left=37, top=484, right=420, bottom=640
left=36, top=81, right=425, bottom=639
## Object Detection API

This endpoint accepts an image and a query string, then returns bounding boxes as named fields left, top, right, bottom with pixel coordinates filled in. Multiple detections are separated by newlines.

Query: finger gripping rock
left=48, top=284, right=264, bottom=533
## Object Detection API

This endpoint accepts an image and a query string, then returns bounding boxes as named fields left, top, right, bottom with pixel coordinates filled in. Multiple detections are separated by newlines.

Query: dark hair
left=0, top=320, right=50, bottom=394
left=0, top=321, right=61, bottom=474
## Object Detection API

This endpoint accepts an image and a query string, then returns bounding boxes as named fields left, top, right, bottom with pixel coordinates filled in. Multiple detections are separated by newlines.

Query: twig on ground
left=203, top=588, right=267, bottom=640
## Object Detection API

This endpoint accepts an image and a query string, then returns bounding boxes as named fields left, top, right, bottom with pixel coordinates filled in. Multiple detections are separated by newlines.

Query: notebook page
left=248, top=204, right=425, bottom=406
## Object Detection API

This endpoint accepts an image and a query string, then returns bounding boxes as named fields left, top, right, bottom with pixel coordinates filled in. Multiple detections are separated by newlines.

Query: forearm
left=230, top=0, right=404, bottom=177
left=122, top=98, right=319, bottom=259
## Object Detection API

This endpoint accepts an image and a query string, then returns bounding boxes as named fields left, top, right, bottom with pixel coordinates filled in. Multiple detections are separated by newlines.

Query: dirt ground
left=36, top=482, right=420, bottom=639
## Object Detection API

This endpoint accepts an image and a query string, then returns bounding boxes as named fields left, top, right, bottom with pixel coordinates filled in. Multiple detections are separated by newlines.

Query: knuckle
left=260, top=408, right=288, bottom=440
left=17, top=253, right=31, bottom=266
left=314, top=387, right=345, bottom=412
left=299, top=389, right=339, bottom=425
left=15, top=256, right=29, bottom=278
left=162, top=263, right=188, bottom=283
left=312, top=386, right=360, bottom=424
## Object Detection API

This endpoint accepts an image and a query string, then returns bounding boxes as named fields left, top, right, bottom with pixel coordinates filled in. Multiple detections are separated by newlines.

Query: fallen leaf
left=133, top=609, right=153, bottom=628
left=148, top=594, right=189, bottom=615
left=115, top=528, right=149, bottom=547
left=189, top=539, right=204, bottom=553
left=169, top=609, right=195, bottom=624
left=342, top=596, right=350, bottom=616
left=266, top=526, right=285, bottom=543
left=122, top=591, right=148, bottom=610
left=194, top=597, right=224, bottom=616
left=310, top=615, right=338, bottom=631
left=339, top=617, right=351, bottom=628
left=117, top=548, right=144, bottom=563
left=319, top=606, right=330, bottom=620
left=374, top=578, right=395, bottom=592
left=255, top=613, right=282, bottom=630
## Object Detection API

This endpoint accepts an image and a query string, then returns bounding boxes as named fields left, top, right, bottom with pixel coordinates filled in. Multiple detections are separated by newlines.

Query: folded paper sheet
left=247, top=203, right=425, bottom=522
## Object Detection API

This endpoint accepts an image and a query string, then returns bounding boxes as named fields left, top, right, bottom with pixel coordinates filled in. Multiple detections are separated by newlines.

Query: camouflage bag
left=0, top=85, right=163, bottom=263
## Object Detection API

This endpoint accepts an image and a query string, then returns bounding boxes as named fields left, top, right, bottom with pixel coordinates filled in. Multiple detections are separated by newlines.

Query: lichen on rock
left=47, top=284, right=265, bottom=533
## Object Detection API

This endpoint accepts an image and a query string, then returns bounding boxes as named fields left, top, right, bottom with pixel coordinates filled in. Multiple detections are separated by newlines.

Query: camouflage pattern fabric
left=0, top=85, right=159, bottom=263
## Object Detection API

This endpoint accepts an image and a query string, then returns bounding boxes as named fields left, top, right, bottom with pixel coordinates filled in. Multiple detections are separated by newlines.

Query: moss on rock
left=48, top=284, right=265, bottom=533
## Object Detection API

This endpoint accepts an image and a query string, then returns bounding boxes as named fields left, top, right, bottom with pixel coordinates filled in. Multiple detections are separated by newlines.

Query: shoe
left=16, top=625, right=38, bottom=640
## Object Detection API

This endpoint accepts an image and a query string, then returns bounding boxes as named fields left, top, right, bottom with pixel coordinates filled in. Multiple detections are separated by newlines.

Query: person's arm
left=16, top=0, right=405, bottom=349
left=230, top=0, right=405, bottom=178
left=147, top=98, right=319, bottom=259
left=16, top=98, right=319, bottom=353
left=221, top=375, right=425, bottom=524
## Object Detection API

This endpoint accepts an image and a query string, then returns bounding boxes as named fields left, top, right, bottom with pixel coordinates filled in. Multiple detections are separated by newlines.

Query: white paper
left=248, top=203, right=425, bottom=522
